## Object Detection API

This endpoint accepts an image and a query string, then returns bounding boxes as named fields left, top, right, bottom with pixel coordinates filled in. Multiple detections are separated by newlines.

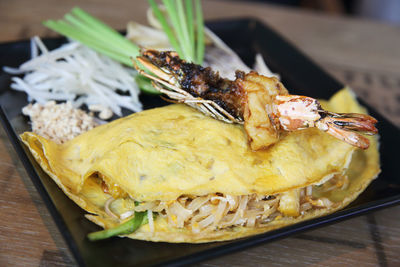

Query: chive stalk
left=148, top=0, right=183, bottom=57
left=195, top=0, right=205, bottom=64
left=162, top=0, right=191, bottom=60
left=88, top=211, right=146, bottom=241
left=176, top=0, right=192, bottom=60
left=43, top=2, right=206, bottom=93
left=135, top=75, right=158, bottom=93
left=44, top=20, right=132, bottom=66
left=149, top=0, right=205, bottom=64
left=70, top=8, right=137, bottom=53
left=43, top=9, right=138, bottom=66
left=185, top=0, right=195, bottom=55
left=43, top=7, right=159, bottom=94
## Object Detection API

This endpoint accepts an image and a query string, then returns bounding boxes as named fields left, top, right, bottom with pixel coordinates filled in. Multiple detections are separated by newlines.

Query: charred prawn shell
left=142, top=50, right=246, bottom=120
left=136, top=50, right=378, bottom=150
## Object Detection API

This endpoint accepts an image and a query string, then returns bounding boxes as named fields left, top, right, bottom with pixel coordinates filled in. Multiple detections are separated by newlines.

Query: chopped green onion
left=87, top=211, right=146, bottom=241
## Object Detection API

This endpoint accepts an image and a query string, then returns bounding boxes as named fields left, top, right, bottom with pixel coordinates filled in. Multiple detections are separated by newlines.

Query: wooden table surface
left=1, top=0, right=399, bottom=266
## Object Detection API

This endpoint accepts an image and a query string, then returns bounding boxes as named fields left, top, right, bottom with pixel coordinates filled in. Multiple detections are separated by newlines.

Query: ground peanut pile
left=22, top=101, right=99, bottom=144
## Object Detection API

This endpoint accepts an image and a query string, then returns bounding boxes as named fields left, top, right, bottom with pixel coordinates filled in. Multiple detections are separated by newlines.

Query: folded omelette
left=20, top=89, right=380, bottom=243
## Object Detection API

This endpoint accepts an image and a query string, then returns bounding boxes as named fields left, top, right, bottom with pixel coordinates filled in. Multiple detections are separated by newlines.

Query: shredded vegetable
left=126, top=184, right=335, bottom=233
left=42, top=7, right=158, bottom=94
left=4, top=37, right=142, bottom=117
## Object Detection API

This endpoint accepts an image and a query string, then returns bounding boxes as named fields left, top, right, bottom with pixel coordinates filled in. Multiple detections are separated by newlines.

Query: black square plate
left=1, top=19, right=399, bottom=267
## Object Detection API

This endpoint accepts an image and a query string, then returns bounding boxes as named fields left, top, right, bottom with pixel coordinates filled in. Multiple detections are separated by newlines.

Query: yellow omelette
left=21, top=89, right=380, bottom=242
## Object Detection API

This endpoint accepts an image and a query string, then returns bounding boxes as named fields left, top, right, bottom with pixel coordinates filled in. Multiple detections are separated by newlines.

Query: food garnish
left=22, top=101, right=98, bottom=144
left=41, top=7, right=157, bottom=94
left=88, top=211, right=146, bottom=241
left=148, top=0, right=205, bottom=64
left=43, top=7, right=139, bottom=68
left=42, top=2, right=206, bottom=93
left=136, top=50, right=378, bottom=149
left=127, top=6, right=277, bottom=80
left=4, top=36, right=142, bottom=117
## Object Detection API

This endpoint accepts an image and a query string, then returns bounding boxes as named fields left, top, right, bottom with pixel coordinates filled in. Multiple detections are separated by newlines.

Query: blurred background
left=233, top=0, right=400, bottom=26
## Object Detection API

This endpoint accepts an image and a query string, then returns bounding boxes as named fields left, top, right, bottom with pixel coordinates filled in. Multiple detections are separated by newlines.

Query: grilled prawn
left=135, top=50, right=377, bottom=150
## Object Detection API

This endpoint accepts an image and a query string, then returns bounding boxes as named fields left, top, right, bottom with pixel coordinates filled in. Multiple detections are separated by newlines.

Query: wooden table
left=1, top=0, right=399, bottom=266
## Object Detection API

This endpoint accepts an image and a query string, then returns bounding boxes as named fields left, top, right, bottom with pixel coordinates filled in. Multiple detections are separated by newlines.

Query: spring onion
left=195, top=0, right=205, bottom=63
left=43, top=7, right=158, bottom=94
left=44, top=7, right=138, bottom=67
left=42, top=2, right=206, bottom=93
left=135, top=75, right=157, bottom=93
left=149, top=0, right=205, bottom=64
left=88, top=211, right=146, bottom=241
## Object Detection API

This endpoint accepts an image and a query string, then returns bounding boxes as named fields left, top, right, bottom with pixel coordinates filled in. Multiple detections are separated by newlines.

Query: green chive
left=176, top=0, right=192, bottom=61
left=43, top=20, right=133, bottom=66
left=135, top=75, right=160, bottom=94
left=87, top=211, right=146, bottom=241
left=185, top=0, right=195, bottom=60
left=148, top=0, right=183, bottom=57
left=70, top=8, right=138, bottom=54
left=43, top=7, right=160, bottom=94
left=43, top=2, right=206, bottom=94
left=162, top=0, right=189, bottom=59
left=195, top=0, right=204, bottom=64
left=148, top=0, right=205, bottom=64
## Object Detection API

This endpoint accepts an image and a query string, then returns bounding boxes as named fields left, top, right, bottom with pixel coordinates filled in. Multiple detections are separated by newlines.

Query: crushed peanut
left=22, top=101, right=99, bottom=144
